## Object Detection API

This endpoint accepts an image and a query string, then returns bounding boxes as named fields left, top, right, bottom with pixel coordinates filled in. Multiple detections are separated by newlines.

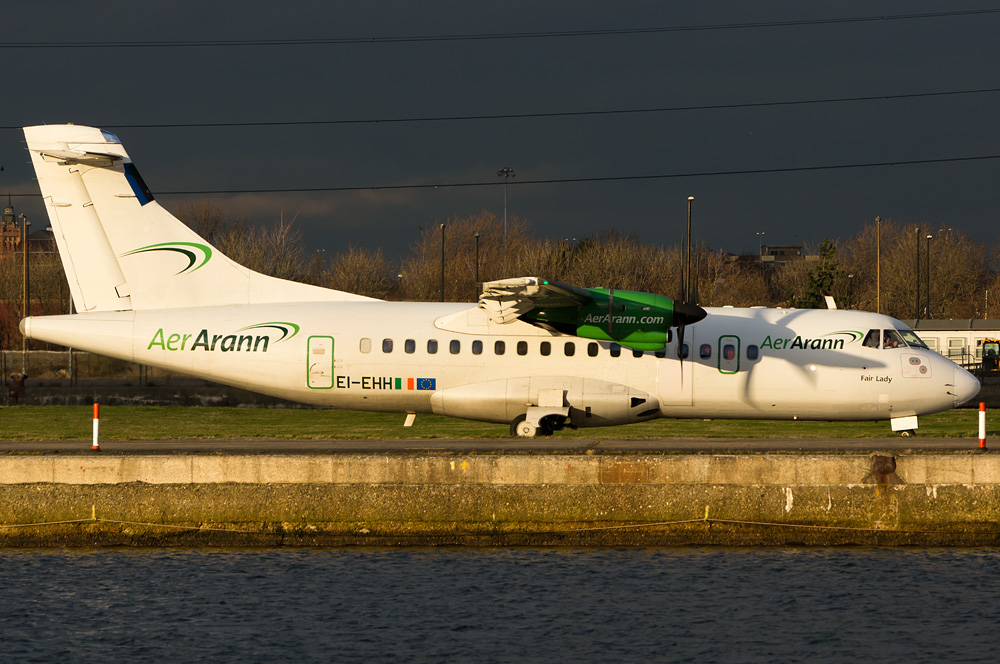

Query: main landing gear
left=510, top=413, right=569, bottom=438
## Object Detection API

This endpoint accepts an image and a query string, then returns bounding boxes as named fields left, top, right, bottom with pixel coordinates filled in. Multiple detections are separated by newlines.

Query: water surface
left=1, top=547, right=997, bottom=663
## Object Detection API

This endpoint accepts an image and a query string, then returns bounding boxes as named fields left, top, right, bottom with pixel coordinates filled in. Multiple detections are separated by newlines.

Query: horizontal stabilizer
left=38, top=150, right=123, bottom=166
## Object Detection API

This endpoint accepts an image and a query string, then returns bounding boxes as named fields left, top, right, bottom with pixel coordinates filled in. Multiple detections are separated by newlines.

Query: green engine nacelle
left=522, top=288, right=697, bottom=351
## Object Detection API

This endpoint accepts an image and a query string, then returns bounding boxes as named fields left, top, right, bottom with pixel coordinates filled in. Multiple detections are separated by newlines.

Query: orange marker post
left=979, top=402, right=987, bottom=451
left=92, top=402, right=101, bottom=451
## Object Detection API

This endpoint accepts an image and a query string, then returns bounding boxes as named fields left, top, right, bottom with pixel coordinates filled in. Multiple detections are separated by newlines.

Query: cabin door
left=307, top=336, right=335, bottom=389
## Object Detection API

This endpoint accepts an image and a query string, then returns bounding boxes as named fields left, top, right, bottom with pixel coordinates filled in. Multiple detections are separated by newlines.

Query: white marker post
left=92, top=402, right=100, bottom=451
left=979, top=402, right=986, bottom=451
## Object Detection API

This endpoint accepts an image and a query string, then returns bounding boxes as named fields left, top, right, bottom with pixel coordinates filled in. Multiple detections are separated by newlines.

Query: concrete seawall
left=2, top=453, right=999, bottom=546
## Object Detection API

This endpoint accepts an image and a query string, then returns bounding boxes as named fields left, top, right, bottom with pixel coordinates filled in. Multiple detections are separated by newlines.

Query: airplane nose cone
left=953, top=366, right=981, bottom=406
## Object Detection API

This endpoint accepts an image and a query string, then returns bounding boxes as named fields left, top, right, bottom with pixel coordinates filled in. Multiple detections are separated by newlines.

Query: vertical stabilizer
left=24, top=125, right=132, bottom=312
left=23, top=125, right=372, bottom=311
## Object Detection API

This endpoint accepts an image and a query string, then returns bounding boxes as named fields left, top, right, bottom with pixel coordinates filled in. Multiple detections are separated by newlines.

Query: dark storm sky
left=3, top=1, right=999, bottom=262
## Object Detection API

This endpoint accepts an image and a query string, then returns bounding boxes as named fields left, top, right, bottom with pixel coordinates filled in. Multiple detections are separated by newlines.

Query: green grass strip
left=0, top=405, right=987, bottom=441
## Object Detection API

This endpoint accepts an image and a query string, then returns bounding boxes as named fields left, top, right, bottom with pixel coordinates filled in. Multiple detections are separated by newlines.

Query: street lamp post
left=21, top=215, right=31, bottom=374
left=925, top=234, right=933, bottom=318
left=440, top=223, right=446, bottom=302
left=876, top=216, right=881, bottom=315
left=914, top=227, right=920, bottom=320
left=473, top=231, right=480, bottom=300
left=497, top=167, right=515, bottom=247
left=685, top=197, right=694, bottom=301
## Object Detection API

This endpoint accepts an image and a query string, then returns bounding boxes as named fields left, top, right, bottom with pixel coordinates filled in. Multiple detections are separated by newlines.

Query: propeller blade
left=607, top=289, right=614, bottom=336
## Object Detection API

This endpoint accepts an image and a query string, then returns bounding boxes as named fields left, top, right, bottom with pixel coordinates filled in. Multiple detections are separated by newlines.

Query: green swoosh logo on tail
left=122, top=242, right=213, bottom=274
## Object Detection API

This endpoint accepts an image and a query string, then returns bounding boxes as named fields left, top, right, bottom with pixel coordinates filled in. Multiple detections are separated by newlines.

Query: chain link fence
left=2, top=350, right=208, bottom=388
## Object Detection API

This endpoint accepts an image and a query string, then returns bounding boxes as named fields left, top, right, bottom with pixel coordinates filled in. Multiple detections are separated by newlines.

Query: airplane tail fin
left=23, top=124, right=371, bottom=312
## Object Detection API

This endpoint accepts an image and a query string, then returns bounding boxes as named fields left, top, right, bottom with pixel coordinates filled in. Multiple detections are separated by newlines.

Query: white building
left=903, top=319, right=1000, bottom=367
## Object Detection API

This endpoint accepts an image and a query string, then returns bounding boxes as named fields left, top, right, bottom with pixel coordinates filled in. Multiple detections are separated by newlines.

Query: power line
left=155, top=154, right=1000, bottom=194
left=2, top=9, right=998, bottom=49
left=7, top=153, right=997, bottom=198
left=3, top=86, right=998, bottom=131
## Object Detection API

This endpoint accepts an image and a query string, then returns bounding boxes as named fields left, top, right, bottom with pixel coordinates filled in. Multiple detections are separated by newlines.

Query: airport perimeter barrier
left=1, top=350, right=204, bottom=388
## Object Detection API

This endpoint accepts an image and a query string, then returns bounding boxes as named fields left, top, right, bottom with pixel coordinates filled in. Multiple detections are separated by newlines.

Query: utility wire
left=3, top=86, right=998, bottom=131
left=2, top=9, right=998, bottom=49
left=7, top=153, right=997, bottom=198
left=155, top=154, right=1000, bottom=194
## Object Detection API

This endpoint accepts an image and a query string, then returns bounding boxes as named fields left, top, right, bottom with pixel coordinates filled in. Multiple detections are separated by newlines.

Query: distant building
left=759, top=244, right=818, bottom=268
left=0, top=205, right=21, bottom=257
left=0, top=206, right=57, bottom=259
left=903, top=319, right=1000, bottom=367
left=27, top=228, right=57, bottom=254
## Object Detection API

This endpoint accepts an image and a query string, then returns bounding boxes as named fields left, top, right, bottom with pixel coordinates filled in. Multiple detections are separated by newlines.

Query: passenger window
left=747, top=345, right=759, bottom=360
left=700, top=344, right=712, bottom=359
left=588, top=343, right=599, bottom=357
left=427, top=340, right=438, bottom=354
left=540, top=341, right=551, bottom=356
left=472, top=340, right=483, bottom=355
left=723, top=344, right=736, bottom=361
left=610, top=343, right=621, bottom=358
left=862, top=329, right=880, bottom=349
left=633, top=349, right=643, bottom=358
left=654, top=349, right=666, bottom=358
left=450, top=340, right=460, bottom=354
left=565, top=342, right=576, bottom=357
left=681, top=343, right=690, bottom=359
left=404, top=339, right=415, bottom=354
left=495, top=340, right=505, bottom=355
left=382, top=338, right=393, bottom=353
left=360, top=338, right=371, bottom=353
left=517, top=341, right=528, bottom=356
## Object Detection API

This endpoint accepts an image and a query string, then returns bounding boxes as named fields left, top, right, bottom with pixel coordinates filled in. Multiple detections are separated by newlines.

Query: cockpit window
left=862, top=329, right=880, bottom=349
left=882, top=329, right=905, bottom=350
left=897, top=328, right=929, bottom=349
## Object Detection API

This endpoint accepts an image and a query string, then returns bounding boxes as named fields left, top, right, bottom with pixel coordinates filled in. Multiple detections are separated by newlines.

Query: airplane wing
left=478, top=277, right=591, bottom=324
left=478, top=276, right=706, bottom=350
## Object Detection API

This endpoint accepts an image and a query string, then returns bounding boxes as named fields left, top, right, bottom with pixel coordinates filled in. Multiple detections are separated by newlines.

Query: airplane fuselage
left=23, top=301, right=979, bottom=429
left=19, top=124, right=981, bottom=436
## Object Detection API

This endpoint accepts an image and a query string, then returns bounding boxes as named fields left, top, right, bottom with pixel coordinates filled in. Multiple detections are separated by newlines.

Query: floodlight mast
left=497, top=167, right=516, bottom=247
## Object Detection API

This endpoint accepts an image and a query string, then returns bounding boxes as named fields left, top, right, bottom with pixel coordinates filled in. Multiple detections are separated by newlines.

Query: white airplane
left=20, top=124, right=980, bottom=436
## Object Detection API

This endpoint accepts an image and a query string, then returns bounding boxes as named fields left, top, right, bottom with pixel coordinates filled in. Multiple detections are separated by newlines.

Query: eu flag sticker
left=416, top=378, right=437, bottom=390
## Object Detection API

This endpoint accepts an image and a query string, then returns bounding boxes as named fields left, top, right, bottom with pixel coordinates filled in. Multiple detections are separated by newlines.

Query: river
left=1, top=547, right=997, bottom=662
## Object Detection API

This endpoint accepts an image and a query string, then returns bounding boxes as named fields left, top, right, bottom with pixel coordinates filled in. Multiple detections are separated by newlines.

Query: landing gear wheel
left=899, top=429, right=916, bottom=437
left=510, top=415, right=537, bottom=438
left=515, top=421, right=538, bottom=438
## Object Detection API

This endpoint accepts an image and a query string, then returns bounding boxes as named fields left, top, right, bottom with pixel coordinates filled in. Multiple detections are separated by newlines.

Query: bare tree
left=173, top=201, right=309, bottom=281
left=323, top=246, right=396, bottom=299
